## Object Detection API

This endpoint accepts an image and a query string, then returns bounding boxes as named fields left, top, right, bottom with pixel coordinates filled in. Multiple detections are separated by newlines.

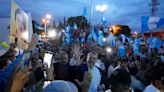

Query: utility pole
left=149, top=0, right=159, bottom=17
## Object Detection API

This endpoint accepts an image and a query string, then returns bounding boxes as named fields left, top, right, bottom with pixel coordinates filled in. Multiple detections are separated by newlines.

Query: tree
left=67, top=16, right=89, bottom=30
left=111, top=24, right=131, bottom=37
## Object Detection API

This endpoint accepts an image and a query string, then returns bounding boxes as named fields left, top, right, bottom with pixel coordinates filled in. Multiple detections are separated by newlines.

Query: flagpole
left=90, top=0, right=93, bottom=26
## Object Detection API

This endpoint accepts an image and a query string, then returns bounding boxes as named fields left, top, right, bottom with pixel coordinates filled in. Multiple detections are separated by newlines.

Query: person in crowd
left=43, top=71, right=92, bottom=92
left=106, top=69, right=133, bottom=92
left=6, top=64, right=32, bottom=92
left=144, top=67, right=164, bottom=92
left=107, top=60, right=117, bottom=79
left=31, top=55, right=44, bottom=82
left=14, top=8, right=27, bottom=42
left=114, top=57, right=129, bottom=72
left=86, top=51, right=101, bottom=92
left=53, top=51, right=74, bottom=81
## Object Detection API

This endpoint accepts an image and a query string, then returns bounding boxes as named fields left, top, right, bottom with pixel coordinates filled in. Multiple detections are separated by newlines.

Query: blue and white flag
left=83, top=7, right=87, bottom=18
left=118, top=44, right=126, bottom=57
left=147, top=36, right=154, bottom=45
left=120, top=34, right=126, bottom=43
left=150, top=37, right=162, bottom=48
left=65, top=25, right=70, bottom=33
left=97, top=30, right=104, bottom=46
left=73, top=22, right=78, bottom=30
left=133, top=44, right=139, bottom=55
left=101, top=15, right=106, bottom=26
left=141, top=16, right=164, bottom=33
left=91, top=27, right=98, bottom=41
left=134, top=38, right=142, bottom=46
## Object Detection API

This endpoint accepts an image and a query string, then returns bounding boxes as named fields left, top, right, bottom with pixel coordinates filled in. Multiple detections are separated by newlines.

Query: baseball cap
left=43, top=80, right=78, bottom=92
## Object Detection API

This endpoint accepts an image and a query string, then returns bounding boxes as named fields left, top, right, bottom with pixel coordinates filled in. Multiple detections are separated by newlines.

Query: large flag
left=149, top=37, right=162, bottom=48
left=10, top=1, right=31, bottom=49
left=141, top=16, right=164, bottom=33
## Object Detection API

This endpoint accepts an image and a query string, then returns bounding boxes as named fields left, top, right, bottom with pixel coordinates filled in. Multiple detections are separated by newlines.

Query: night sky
left=0, top=0, right=164, bottom=32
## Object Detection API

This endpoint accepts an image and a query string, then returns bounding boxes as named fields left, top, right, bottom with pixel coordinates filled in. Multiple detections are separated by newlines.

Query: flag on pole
left=73, top=22, right=78, bottom=30
left=101, top=15, right=106, bottom=26
left=83, top=7, right=87, bottom=18
left=91, top=26, right=98, bottom=41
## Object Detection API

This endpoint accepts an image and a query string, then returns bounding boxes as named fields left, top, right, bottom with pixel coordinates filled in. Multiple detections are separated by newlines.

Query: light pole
left=90, top=0, right=93, bottom=26
left=96, top=4, right=108, bottom=25
left=42, top=14, right=52, bottom=41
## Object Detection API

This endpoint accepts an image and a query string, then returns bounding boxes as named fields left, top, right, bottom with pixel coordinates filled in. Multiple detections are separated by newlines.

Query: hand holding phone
left=43, top=52, right=53, bottom=68
left=17, top=50, right=32, bottom=71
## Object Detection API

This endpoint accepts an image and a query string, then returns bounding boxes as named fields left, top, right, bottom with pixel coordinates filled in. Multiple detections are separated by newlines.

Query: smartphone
left=43, top=51, right=53, bottom=68
left=17, top=50, right=32, bottom=71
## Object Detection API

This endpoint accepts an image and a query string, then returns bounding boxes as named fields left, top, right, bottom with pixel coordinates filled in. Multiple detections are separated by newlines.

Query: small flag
left=73, top=22, right=78, bottom=30
left=101, top=15, right=106, bottom=25
left=83, top=7, right=87, bottom=18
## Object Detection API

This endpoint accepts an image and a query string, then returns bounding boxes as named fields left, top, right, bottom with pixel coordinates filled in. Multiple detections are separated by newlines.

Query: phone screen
left=18, top=51, right=32, bottom=71
left=44, top=52, right=53, bottom=68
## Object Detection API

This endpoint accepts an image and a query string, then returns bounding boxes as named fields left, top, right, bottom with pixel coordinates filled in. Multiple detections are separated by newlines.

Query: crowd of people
left=0, top=23, right=164, bottom=92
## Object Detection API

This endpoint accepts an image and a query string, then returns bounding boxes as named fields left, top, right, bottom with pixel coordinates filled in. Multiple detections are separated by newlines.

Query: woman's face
left=15, top=13, right=25, bottom=34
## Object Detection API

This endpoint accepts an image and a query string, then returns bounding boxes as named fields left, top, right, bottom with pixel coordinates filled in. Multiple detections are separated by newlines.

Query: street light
left=96, top=4, right=108, bottom=14
left=95, top=4, right=108, bottom=25
left=48, top=29, right=57, bottom=39
left=46, top=14, right=52, bottom=19
left=106, top=47, right=112, bottom=53
left=42, top=14, right=52, bottom=41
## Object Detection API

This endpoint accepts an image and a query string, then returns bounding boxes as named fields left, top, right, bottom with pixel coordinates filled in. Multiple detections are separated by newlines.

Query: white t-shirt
left=95, top=59, right=105, bottom=70
left=144, top=84, right=161, bottom=92
left=88, top=66, right=101, bottom=92
left=107, top=65, right=115, bottom=78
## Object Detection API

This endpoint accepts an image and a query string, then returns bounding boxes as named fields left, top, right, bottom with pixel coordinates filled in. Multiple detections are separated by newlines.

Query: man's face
left=15, top=14, right=25, bottom=33
left=121, top=61, right=128, bottom=68
left=74, top=56, right=81, bottom=63
left=60, top=54, right=68, bottom=64
left=87, top=54, right=97, bottom=69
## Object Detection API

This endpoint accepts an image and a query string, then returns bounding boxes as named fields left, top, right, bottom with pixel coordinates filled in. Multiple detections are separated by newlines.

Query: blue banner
left=141, top=16, right=164, bottom=33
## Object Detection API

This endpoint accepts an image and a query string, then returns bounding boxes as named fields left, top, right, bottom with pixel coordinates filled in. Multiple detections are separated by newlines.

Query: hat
left=43, top=80, right=78, bottom=92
